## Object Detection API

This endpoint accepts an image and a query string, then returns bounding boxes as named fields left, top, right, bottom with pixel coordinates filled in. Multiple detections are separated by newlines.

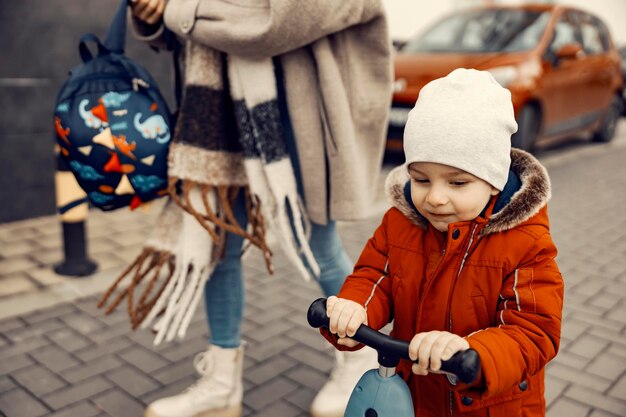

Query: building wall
left=0, top=0, right=174, bottom=223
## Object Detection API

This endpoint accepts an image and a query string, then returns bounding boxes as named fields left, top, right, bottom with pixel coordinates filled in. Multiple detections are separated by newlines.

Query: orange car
left=388, top=4, right=624, bottom=152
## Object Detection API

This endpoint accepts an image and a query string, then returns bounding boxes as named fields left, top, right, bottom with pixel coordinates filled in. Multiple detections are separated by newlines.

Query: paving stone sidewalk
left=1, top=126, right=626, bottom=417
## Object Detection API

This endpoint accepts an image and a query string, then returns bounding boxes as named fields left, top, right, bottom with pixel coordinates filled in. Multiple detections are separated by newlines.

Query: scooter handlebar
left=307, top=297, right=481, bottom=385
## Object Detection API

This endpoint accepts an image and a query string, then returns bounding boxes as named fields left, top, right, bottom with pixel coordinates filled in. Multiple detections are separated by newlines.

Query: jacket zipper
left=70, top=73, right=130, bottom=83
left=68, top=74, right=148, bottom=90
left=448, top=224, right=479, bottom=417
left=448, top=224, right=479, bottom=330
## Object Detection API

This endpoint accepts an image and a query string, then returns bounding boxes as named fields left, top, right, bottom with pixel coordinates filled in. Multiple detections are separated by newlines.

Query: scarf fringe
left=292, top=195, right=320, bottom=277
left=140, top=188, right=216, bottom=345
left=97, top=177, right=280, bottom=345
left=148, top=261, right=210, bottom=345
left=97, top=247, right=176, bottom=330
left=272, top=194, right=320, bottom=280
left=167, top=177, right=274, bottom=273
left=242, top=157, right=320, bottom=281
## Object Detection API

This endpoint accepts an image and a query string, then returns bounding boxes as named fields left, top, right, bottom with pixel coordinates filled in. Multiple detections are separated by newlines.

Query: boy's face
left=408, top=162, right=500, bottom=233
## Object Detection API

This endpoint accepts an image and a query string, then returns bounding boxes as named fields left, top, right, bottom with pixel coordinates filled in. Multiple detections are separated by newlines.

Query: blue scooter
left=307, top=298, right=480, bottom=417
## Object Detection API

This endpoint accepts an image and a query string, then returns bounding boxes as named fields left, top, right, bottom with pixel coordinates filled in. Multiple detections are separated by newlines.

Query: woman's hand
left=408, top=331, right=470, bottom=376
left=326, top=296, right=367, bottom=348
left=130, top=0, right=165, bottom=25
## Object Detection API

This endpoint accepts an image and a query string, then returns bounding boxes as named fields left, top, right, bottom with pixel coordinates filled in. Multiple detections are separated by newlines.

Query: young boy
left=321, top=68, right=564, bottom=416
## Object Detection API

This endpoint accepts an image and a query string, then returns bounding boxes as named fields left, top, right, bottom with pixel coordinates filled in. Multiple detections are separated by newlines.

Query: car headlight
left=486, top=66, right=518, bottom=88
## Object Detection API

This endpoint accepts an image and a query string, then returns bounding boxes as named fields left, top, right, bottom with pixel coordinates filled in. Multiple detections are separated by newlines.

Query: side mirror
left=555, top=42, right=583, bottom=60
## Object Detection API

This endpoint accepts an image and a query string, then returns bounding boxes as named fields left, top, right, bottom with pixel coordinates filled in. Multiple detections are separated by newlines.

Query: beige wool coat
left=135, top=0, right=393, bottom=224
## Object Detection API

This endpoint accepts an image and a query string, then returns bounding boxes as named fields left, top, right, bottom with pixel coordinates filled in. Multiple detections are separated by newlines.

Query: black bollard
left=53, top=150, right=97, bottom=276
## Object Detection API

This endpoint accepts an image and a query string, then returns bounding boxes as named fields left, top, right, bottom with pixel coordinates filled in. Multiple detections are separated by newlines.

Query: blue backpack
left=54, top=0, right=177, bottom=211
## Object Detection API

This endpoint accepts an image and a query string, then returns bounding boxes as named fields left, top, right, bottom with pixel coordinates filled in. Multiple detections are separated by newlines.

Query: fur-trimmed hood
left=384, top=148, right=551, bottom=236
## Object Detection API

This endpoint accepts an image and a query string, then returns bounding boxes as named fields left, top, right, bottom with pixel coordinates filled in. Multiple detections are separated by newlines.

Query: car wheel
left=511, top=105, right=540, bottom=152
left=592, top=95, right=621, bottom=143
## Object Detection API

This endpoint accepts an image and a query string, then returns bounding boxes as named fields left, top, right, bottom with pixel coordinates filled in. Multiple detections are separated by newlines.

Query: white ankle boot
left=310, top=347, right=378, bottom=417
left=144, top=344, right=244, bottom=417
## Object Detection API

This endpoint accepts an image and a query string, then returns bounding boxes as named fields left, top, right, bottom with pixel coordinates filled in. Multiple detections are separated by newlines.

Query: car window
left=402, top=9, right=549, bottom=53
left=568, top=11, right=610, bottom=55
left=580, top=21, right=606, bottom=54
left=590, top=15, right=611, bottom=52
left=504, top=12, right=551, bottom=52
left=549, top=16, right=578, bottom=54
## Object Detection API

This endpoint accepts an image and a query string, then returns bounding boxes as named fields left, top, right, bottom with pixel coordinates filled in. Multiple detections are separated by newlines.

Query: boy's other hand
left=408, top=331, right=470, bottom=376
left=130, top=0, right=165, bottom=25
left=326, top=296, right=367, bottom=348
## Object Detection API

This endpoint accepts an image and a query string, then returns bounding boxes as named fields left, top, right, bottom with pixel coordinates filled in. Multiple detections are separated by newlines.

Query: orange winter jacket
left=321, top=149, right=564, bottom=417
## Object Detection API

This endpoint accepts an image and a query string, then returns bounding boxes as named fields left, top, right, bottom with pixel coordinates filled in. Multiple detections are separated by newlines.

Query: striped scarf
left=99, top=42, right=318, bottom=344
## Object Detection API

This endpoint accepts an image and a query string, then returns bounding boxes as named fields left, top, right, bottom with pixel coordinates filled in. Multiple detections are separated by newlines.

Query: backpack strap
left=58, top=198, right=90, bottom=215
left=172, top=39, right=183, bottom=110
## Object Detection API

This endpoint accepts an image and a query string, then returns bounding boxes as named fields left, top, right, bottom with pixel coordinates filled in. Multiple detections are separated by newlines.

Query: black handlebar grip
left=307, top=297, right=481, bottom=384
left=306, top=298, right=330, bottom=329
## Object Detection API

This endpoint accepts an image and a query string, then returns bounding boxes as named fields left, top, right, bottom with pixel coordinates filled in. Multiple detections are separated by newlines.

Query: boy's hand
left=130, top=0, right=165, bottom=25
left=408, top=331, right=470, bottom=376
left=326, top=296, right=367, bottom=348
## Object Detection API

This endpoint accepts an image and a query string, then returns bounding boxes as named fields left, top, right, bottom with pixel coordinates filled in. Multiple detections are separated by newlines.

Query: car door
left=574, top=12, right=617, bottom=117
left=539, top=11, right=588, bottom=137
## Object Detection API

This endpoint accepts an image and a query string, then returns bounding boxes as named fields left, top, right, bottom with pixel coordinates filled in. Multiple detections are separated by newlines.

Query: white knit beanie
left=403, top=68, right=518, bottom=191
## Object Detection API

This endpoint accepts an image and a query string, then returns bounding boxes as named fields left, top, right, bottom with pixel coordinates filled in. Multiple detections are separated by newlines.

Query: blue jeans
left=204, top=193, right=352, bottom=348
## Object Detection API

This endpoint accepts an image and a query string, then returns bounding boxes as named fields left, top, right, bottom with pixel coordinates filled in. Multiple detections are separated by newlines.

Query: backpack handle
left=79, top=33, right=107, bottom=62
left=78, top=0, right=128, bottom=62
left=103, top=0, right=129, bottom=54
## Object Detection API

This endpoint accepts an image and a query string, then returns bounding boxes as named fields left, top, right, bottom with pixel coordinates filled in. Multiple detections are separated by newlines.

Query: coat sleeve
left=462, top=230, right=564, bottom=399
left=128, top=5, right=182, bottom=52
left=163, top=0, right=385, bottom=58
left=320, top=209, right=395, bottom=350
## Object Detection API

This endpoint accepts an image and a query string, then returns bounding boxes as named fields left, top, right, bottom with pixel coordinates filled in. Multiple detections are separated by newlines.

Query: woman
left=127, top=1, right=392, bottom=416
